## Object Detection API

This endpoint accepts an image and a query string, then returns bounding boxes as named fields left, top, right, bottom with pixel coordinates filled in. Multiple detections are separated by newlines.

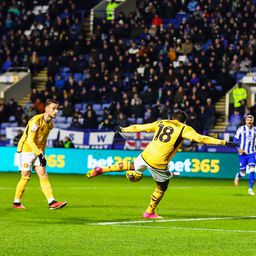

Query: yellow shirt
left=232, top=87, right=247, bottom=107
left=17, top=114, right=54, bottom=155
left=122, top=120, right=226, bottom=169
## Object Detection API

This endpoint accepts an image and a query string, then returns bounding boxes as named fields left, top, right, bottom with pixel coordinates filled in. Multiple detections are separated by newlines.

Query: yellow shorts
left=134, top=154, right=171, bottom=182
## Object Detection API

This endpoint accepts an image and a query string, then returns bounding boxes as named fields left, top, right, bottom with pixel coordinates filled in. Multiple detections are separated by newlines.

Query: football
left=126, top=170, right=143, bottom=182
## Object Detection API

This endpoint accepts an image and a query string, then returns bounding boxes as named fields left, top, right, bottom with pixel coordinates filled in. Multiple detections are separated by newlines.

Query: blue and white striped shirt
left=234, top=125, right=256, bottom=154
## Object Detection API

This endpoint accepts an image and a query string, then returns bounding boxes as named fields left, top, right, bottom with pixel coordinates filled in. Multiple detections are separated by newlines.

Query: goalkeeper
left=86, top=110, right=237, bottom=219
left=13, top=99, right=67, bottom=210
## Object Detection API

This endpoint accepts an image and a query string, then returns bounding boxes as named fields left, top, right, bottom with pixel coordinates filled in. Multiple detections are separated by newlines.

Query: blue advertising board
left=0, top=147, right=239, bottom=179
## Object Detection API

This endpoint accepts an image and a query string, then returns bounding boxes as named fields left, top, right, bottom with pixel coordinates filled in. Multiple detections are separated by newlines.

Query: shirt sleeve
left=26, top=119, right=41, bottom=156
left=182, top=125, right=226, bottom=146
left=234, top=127, right=241, bottom=141
left=122, top=122, right=157, bottom=133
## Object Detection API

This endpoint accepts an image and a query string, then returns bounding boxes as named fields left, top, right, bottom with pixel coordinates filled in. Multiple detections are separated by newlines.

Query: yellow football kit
left=17, top=113, right=53, bottom=156
left=122, top=120, right=225, bottom=169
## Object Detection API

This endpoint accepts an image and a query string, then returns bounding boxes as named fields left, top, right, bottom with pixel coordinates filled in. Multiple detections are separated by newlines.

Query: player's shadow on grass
left=232, top=193, right=248, bottom=196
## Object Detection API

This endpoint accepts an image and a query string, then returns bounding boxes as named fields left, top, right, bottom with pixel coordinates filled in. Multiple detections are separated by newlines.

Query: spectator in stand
left=83, top=110, right=98, bottom=129
left=106, top=0, right=118, bottom=21
left=30, top=88, right=41, bottom=103
left=33, top=98, right=45, bottom=114
left=187, top=106, right=201, bottom=132
left=229, top=108, right=242, bottom=127
left=243, top=106, right=251, bottom=119
left=19, top=116, right=29, bottom=127
left=232, top=83, right=247, bottom=112
left=2, top=57, right=12, bottom=72
left=13, top=129, right=23, bottom=146
left=99, top=115, right=115, bottom=130
left=174, top=86, right=185, bottom=104
left=62, top=100, right=74, bottom=118
left=53, top=139, right=64, bottom=148
left=0, top=99, right=8, bottom=123
left=143, top=87, right=156, bottom=105
left=29, top=51, right=40, bottom=74
left=130, top=93, right=144, bottom=118
left=239, top=56, right=251, bottom=73
left=45, top=76, right=55, bottom=90
left=144, top=107, right=156, bottom=123
left=182, top=38, right=193, bottom=55
left=69, top=116, right=83, bottom=130
left=205, top=98, right=216, bottom=129
left=15, top=105, right=24, bottom=125
left=63, top=76, right=77, bottom=91
left=151, top=14, right=163, bottom=27
left=6, top=98, right=18, bottom=117
left=198, top=106, right=209, bottom=132
left=115, top=112, right=128, bottom=127
left=63, top=136, right=74, bottom=148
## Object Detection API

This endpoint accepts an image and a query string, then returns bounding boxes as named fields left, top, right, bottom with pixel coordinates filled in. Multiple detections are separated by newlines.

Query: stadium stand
left=1, top=0, right=256, bottom=150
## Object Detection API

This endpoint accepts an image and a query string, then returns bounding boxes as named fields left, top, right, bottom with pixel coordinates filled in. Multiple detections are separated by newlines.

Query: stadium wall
left=0, top=147, right=239, bottom=179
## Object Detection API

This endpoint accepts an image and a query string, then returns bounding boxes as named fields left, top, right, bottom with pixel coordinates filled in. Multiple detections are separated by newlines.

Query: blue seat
left=127, top=118, right=136, bottom=124
left=95, top=109, right=103, bottom=116
left=39, top=56, right=47, bottom=66
left=61, top=67, right=70, bottom=73
left=10, top=122, right=18, bottom=127
left=81, top=103, right=87, bottom=112
left=62, top=73, right=72, bottom=81
left=75, top=103, right=82, bottom=111
left=74, top=73, right=83, bottom=82
left=78, top=118, right=84, bottom=124
left=9, top=116, right=16, bottom=122
left=226, top=125, right=237, bottom=132
left=55, top=116, right=66, bottom=123
left=56, top=123, right=70, bottom=129
left=214, top=85, right=223, bottom=92
left=58, top=110, right=63, bottom=117
left=55, top=78, right=65, bottom=89
left=136, top=118, right=143, bottom=124
left=251, top=67, right=256, bottom=72
left=1, top=122, right=10, bottom=128
left=93, top=104, right=101, bottom=111
left=0, top=128, right=6, bottom=136
left=235, top=72, right=246, bottom=82
left=101, top=103, right=110, bottom=109
left=66, top=117, right=73, bottom=123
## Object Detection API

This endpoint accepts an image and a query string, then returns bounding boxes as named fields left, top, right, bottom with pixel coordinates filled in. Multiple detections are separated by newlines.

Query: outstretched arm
left=115, top=122, right=157, bottom=133
left=182, top=126, right=234, bottom=146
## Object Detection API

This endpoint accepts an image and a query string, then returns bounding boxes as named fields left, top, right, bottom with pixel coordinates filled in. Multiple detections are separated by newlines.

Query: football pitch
left=0, top=172, right=256, bottom=256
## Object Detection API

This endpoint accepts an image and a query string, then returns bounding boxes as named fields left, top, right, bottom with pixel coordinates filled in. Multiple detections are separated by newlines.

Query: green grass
left=0, top=172, right=256, bottom=256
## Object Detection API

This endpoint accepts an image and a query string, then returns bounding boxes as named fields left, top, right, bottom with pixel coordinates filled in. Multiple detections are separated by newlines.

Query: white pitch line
left=0, top=186, right=234, bottom=190
left=107, top=224, right=256, bottom=233
left=94, top=216, right=256, bottom=226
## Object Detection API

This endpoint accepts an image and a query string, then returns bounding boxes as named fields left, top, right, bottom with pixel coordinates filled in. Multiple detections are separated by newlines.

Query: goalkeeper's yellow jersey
left=122, top=120, right=226, bottom=169
left=17, top=113, right=54, bottom=156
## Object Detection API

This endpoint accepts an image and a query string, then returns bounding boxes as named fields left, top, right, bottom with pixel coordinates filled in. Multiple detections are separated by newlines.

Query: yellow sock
left=103, top=161, right=131, bottom=173
left=40, top=177, right=54, bottom=202
left=14, top=176, right=30, bottom=201
left=145, top=187, right=165, bottom=214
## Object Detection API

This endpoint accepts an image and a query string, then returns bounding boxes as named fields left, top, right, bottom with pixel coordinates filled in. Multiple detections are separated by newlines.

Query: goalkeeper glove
left=114, top=126, right=122, bottom=133
left=225, top=141, right=239, bottom=148
left=38, top=153, right=47, bottom=167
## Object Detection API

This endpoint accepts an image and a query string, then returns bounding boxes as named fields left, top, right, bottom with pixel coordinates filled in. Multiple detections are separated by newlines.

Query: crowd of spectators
left=0, top=0, right=98, bottom=74
left=1, top=0, right=256, bottom=134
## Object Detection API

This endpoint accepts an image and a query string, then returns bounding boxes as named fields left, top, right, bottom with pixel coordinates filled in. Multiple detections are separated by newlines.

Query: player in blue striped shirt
left=234, top=115, right=256, bottom=195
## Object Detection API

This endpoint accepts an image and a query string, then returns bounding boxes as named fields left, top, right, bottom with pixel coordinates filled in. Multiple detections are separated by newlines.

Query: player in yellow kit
left=86, top=110, right=237, bottom=218
left=13, top=99, right=67, bottom=210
